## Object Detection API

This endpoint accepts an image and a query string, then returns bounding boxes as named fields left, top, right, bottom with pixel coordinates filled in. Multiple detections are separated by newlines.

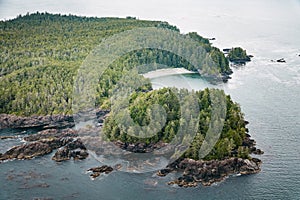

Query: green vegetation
left=0, top=13, right=251, bottom=160
left=187, top=32, right=230, bottom=73
left=227, top=47, right=251, bottom=63
left=104, top=87, right=181, bottom=144
left=0, top=13, right=231, bottom=116
left=104, top=88, right=249, bottom=160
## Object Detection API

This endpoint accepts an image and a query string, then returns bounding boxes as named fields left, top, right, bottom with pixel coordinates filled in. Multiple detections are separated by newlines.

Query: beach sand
left=142, top=68, right=196, bottom=79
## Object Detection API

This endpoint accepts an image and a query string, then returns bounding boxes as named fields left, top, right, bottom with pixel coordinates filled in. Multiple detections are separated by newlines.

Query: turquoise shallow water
left=1, top=0, right=300, bottom=199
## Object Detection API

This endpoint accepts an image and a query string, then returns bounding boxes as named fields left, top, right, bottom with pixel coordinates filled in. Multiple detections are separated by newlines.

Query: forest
left=0, top=13, right=230, bottom=116
left=104, top=87, right=249, bottom=160
left=227, top=47, right=251, bottom=63
left=0, top=13, right=251, bottom=160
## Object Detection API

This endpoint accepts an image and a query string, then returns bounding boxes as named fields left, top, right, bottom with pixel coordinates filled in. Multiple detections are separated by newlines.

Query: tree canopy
left=104, top=87, right=249, bottom=160
left=227, top=47, right=251, bottom=63
left=0, top=13, right=252, bottom=160
left=0, top=13, right=232, bottom=116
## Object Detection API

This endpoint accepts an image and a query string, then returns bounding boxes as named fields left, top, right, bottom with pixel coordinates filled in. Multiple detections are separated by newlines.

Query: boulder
left=52, top=147, right=71, bottom=162
left=252, top=148, right=264, bottom=155
left=52, top=139, right=88, bottom=162
left=223, top=48, right=231, bottom=53
left=88, top=165, right=114, bottom=178
left=157, top=168, right=172, bottom=177
left=276, top=58, right=286, bottom=63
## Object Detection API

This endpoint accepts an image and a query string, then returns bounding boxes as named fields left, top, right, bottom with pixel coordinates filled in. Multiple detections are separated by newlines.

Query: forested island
left=225, top=47, right=252, bottom=65
left=0, top=13, right=262, bottom=187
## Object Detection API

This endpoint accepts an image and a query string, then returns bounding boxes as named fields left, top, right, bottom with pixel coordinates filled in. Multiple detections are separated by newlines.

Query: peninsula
left=0, top=13, right=263, bottom=187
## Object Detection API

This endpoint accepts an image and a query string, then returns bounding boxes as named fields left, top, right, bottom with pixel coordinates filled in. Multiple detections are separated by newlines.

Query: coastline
left=0, top=113, right=75, bottom=130
left=0, top=112, right=263, bottom=187
left=142, top=67, right=232, bottom=83
left=157, top=157, right=262, bottom=187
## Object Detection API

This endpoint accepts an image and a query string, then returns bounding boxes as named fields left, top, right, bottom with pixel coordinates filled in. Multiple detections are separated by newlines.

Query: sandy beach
left=142, top=68, right=196, bottom=79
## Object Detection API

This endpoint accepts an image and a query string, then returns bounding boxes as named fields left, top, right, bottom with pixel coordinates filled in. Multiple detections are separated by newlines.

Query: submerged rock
left=144, top=179, right=158, bottom=187
left=0, top=136, right=17, bottom=140
left=157, top=168, right=173, bottom=177
left=113, top=164, right=123, bottom=171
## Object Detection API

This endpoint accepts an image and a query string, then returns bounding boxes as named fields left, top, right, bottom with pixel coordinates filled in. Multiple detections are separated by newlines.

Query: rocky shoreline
left=154, top=124, right=264, bottom=187
left=0, top=113, right=263, bottom=187
left=157, top=157, right=261, bottom=187
left=197, top=68, right=233, bottom=83
left=0, top=114, right=75, bottom=130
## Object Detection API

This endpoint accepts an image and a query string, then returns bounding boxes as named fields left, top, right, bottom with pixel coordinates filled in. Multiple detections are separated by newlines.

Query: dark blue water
left=1, top=0, right=300, bottom=199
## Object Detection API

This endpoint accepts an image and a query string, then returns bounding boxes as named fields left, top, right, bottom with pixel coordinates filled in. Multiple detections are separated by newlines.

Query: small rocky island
left=224, top=47, right=252, bottom=65
left=271, top=58, right=286, bottom=63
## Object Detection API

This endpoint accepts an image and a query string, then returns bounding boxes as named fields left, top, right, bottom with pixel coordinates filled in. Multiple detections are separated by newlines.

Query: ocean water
left=1, top=0, right=300, bottom=199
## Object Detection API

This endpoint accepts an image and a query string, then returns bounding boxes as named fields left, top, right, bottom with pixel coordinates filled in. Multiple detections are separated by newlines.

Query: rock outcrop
left=243, top=133, right=264, bottom=155
left=52, top=139, right=88, bottom=162
left=0, top=110, right=112, bottom=162
left=0, top=110, right=263, bottom=187
left=159, top=157, right=262, bottom=187
left=0, top=137, right=74, bottom=161
left=276, top=58, right=286, bottom=63
left=0, top=128, right=89, bottom=162
left=24, top=128, right=78, bottom=142
left=0, top=114, right=74, bottom=130
left=271, top=58, right=286, bottom=63
left=157, top=130, right=263, bottom=187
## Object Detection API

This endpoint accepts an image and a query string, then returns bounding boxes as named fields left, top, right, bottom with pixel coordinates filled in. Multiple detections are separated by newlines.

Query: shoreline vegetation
left=0, top=13, right=263, bottom=187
